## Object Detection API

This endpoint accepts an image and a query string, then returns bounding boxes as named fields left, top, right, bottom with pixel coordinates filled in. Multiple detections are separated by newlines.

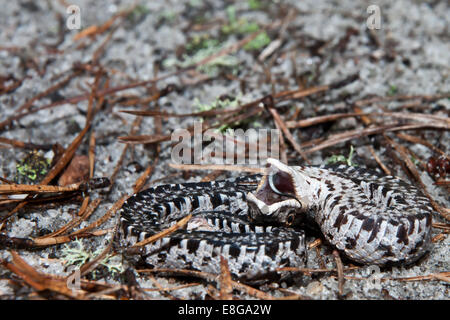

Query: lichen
left=61, top=238, right=123, bottom=279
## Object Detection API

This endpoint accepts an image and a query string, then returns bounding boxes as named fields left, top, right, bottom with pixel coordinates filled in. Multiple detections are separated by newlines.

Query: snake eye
left=268, top=171, right=296, bottom=197
left=286, top=213, right=295, bottom=226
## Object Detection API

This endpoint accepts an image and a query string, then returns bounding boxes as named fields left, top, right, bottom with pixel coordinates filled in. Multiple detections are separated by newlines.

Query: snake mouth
left=247, top=158, right=304, bottom=224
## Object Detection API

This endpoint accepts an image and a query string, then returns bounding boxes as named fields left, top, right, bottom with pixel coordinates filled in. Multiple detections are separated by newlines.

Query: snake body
left=119, top=159, right=433, bottom=280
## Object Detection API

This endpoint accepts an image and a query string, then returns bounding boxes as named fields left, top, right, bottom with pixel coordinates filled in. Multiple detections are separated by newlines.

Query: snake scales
left=118, top=158, right=433, bottom=280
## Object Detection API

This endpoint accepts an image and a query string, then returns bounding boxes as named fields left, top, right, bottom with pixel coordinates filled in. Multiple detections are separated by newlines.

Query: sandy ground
left=0, top=0, right=448, bottom=299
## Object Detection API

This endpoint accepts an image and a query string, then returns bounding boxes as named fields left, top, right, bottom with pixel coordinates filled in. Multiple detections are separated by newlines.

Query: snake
left=118, top=158, right=433, bottom=280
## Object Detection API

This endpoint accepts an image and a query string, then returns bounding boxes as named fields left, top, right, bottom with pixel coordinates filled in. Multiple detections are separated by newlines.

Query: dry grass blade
left=69, top=195, right=127, bottom=236
left=286, top=112, right=366, bottom=129
left=0, top=137, right=52, bottom=150
left=1, top=81, right=98, bottom=225
left=118, top=134, right=170, bottom=145
left=32, top=96, right=95, bottom=185
left=219, top=256, right=233, bottom=300
left=432, top=222, right=450, bottom=231
left=88, top=132, right=96, bottom=179
left=385, top=135, right=450, bottom=221
left=2, top=251, right=83, bottom=298
left=230, top=281, right=275, bottom=300
left=275, top=85, right=329, bottom=101
left=304, top=123, right=444, bottom=155
left=384, top=112, right=449, bottom=126
left=35, top=198, right=101, bottom=239
left=120, top=108, right=236, bottom=118
left=396, top=132, right=449, bottom=157
left=201, top=170, right=225, bottom=182
left=368, top=146, right=392, bottom=175
left=2, top=251, right=127, bottom=299
left=138, top=267, right=217, bottom=281
left=0, top=176, right=13, bottom=184
left=169, top=163, right=264, bottom=174
left=343, top=271, right=450, bottom=283
left=142, top=282, right=201, bottom=292
left=16, top=73, right=77, bottom=115
left=119, top=100, right=263, bottom=146
left=138, top=268, right=275, bottom=300
left=31, top=229, right=111, bottom=246
left=133, top=158, right=158, bottom=194
left=0, top=72, right=180, bottom=132
left=194, top=29, right=264, bottom=68
left=333, top=250, right=345, bottom=297
left=276, top=266, right=360, bottom=275
left=73, top=3, right=137, bottom=41
left=275, top=288, right=311, bottom=300
left=353, top=93, right=450, bottom=107
left=119, top=83, right=176, bottom=106
left=145, top=273, right=178, bottom=300
left=0, top=182, right=88, bottom=195
left=107, top=115, right=143, bottom=191
left=131, top=214, right=192, bottom=248
left=286, top=112, right=450, bottom=129
left=79, top=239, right=114, bottom=277
left=432, top=233, right=447, bottom=243
left=267, top=107, right=311, bottom=164
left=0, top=229, right=110, bottom=250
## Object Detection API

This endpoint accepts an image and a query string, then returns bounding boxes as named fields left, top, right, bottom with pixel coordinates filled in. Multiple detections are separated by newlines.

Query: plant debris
left=0, top=0, right=448, bottom=301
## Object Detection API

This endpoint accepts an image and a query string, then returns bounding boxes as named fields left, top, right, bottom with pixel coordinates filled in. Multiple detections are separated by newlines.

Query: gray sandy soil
left=0, top=0, right=448, bottom=299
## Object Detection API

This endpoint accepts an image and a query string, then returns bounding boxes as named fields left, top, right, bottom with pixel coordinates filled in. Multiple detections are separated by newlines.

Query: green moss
left=15, top=150, right=52, bottom=184
left=325, top=145, right=357, bottom=167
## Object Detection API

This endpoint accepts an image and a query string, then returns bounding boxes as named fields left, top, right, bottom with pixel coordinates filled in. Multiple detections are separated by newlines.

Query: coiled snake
left=118, top=158, right=433, bottom=280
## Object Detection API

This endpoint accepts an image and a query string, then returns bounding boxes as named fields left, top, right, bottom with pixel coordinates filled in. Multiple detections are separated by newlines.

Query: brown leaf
left=58, top=155, right=90, bottom=186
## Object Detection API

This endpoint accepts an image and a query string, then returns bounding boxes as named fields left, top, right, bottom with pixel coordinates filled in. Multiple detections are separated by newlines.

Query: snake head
left=247, top=158, right=309, bottom=226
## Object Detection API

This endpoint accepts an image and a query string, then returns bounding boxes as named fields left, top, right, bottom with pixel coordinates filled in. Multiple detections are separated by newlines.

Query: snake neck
left=288, top=167, right=335, bottom=210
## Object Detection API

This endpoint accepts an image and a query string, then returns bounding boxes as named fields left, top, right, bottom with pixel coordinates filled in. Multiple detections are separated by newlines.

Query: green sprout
left=220, top=5, right=271, bottom=51
left=222, top=6, right=259, bottom=34
left=410, top=155, right=419, bottom=165
left=194, top=95, right=241, bottom=112
left=243, top=31, right=271, bottom=50
left=61, top=239, right=123, bottom=278
left=387, top=84, right=398, bottom=96
left=326, top=145, right=357, bottom=167
left=127, top=5, right=150, bottom=23
left=163, top=40, right=239, bottom=76
left=193, top=94, right=259, bottom=132
left=15, top=150, right=52, bottom=184
left=160, top=9, right=177, bottom=23
left=188, top=0, right=203, bottom=7
left=248, top=0, right=262, bottom=10
left=186, top=35, right=219, bottom=54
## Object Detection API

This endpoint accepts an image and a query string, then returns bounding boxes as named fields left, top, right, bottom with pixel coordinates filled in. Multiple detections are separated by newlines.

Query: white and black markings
left=119, top=160, right=433, bottom=280
left=246, top=159, right=433, bottom=266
